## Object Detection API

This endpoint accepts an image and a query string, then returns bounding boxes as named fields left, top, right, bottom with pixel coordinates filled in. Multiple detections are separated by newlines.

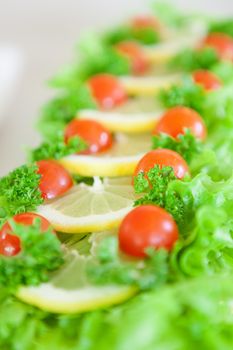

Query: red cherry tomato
left=201, top=33, right=233, bottom=60
left=116, top=41, right=150, bottom=75
left=153, top=106, right=207, bottom=141
left=130, top=15, right=160, bottom=30
left=0, top=213, right=53, bottom=257
left=37, top=160, right=73, bottom=200
left=87, top=74, right=127, bottom=109
left=65, top=119, right=113, bottom=155
left=119, top=205, right=179, bottom=258
left=134, top=149, right=189, bottom=180
left=192, top=69, right=222, bottom=91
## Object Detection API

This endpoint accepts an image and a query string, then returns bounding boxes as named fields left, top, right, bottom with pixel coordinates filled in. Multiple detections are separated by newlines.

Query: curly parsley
left=169, top=47, right=219, bottom=72
left=0, top=220, right=64, bottom=291
left=159, top=77, right=206, bottom=113
left=0, top=165, right=43, bottom=223
left=152, top=130, right=203, bottom=163
left=134, top=166, right=187, bottom=227
left=30, top=135, right=87, bottom=162
left=87, top=236, right=169, bottom=290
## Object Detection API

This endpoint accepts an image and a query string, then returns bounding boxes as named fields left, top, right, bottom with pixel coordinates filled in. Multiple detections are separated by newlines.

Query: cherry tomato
left=153, top=106, right=207, bottom=140
left=0, top=213, right=53, bottom=257
left=37, top=160, right=73, bottom=200
left=119, top=205, right=179, bottom=258
left=87, top=74, right=127, bottom=109
left=192, top=69, right=222, bottom=91
left=116, top=41, right=150, bottom=75
left=201, top=33, right=233, bottom=60
left=134, top=149, right=189, bottom=180
left=130, top=15, right=160, bottom=30
left=65, top=119, right=113, bottom=155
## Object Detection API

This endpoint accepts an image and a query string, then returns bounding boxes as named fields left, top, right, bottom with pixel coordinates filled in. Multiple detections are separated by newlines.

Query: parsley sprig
left=30, top=135, right=87, bottom=162
left=87, top=236, right=169, bottom=290
left=0, top=165, right=43, bottom=223
left=169, top=47, right=219, bottom=72
left=37, top=86, right=96, bottom=140
left=104, top=25, right=160, bottom=46
left=0, top=220, right=64, bottom=291
left=152, top=130, right=203, bottom=163
left=209, top=18, right=233, bottom=38
left=159, top=77, right=206, bottom=113
left=134, top=166, right=187, bottom=227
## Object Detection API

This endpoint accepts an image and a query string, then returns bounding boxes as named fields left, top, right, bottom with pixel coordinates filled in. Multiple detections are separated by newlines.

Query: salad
left=1, top=3, right=233, bottom=349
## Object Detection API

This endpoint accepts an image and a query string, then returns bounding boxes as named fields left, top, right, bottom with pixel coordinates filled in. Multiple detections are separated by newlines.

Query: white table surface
left=0, top=0, right=233, bottom=176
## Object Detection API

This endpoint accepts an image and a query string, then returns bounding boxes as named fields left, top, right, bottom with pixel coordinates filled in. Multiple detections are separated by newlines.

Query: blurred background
left=0, top=0, right=233, bottom=176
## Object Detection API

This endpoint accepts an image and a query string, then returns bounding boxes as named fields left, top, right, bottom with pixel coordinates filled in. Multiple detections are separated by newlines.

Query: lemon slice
left=17, top=234, right=136, bottom=314
left=120, top=73, right=181, bottom=96
left=144, top=19, right=208, bottom=64
left=78, top=97, right=164, bottom=134
left=59, top=133, right=151, bottom=177
left=37, top=177, right=136, bottom=233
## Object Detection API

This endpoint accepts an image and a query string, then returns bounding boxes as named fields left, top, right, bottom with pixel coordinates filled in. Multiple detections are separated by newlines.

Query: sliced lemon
left=37, top=177, right=136, bottom=233
left=59, top=133, right=151, bottom=177
left=120, top=73, right=181, bottom=96
left=144, top=19, right=208, bottom=64
left=78, top=97, right=164, bottom=134
left=17, top=234, right=136, bottom=314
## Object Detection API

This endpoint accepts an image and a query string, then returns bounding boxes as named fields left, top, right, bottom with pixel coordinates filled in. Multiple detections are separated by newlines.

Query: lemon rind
left=37, top=205, right=133, bottom=233
left=120, top=74, right=181, bottom=96
left=59, top=154, right=145, bottom=177
left=78, top=109, right=161, bottom=134
left=17, top=284, right=136, bottom=314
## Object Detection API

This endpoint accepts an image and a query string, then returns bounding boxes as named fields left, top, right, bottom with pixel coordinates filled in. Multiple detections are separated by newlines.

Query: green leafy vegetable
left=211, top=61, right=233, bottom=84
left=1, top=275, right=232, bottom=350
left=130, top=27, right=160, bottom=45
left=169, top=172, right=233, bottom=276
left=159, top=77, right=206, bottom=113
left=72, top=174, right=94, bottom=186
left=160, top=79, right=233, bottom=180
left=37, top=86, right=96, bottom=140
left=50, top=34, right=130, bottom=90
left=173, top=204, right=233, bottom=277
left=0, top=220, right=63, bottom=291
left=95, top=276, right=233, bottom=350
left=209, top=18, right=233, bottom=37
left=197, top=85, right=233, bottom=180
left=0, top=165, right=43, bottom=223
left=134, top=166, right=187, bottom=227
left=30, top=136, right=87, bottom=162
left=151, top=1, right=186, bottom=27
left=152, top=130, right=203, bottom=163
left=134, top=165, right=233, bottom=276
left=202, top=83, right=233, bottom=131
left=87, top=236, right=169, bottom=290
left=104, top=26, right=160, bottom=46
left=170, top=47, right=219, bottom=72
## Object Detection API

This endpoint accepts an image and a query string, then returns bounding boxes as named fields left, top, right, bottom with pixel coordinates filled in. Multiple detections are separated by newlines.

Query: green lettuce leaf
left=151, top=1, right=187, bottom=27
left=211, top=61, right=233, bottom=84
left=0, top=275, right=232, bottom=350
left=37, top=86, right=96, bottom=140
left=50, top=34, right=130, bottom=90
left=209, top=18, right=233, bottom=37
